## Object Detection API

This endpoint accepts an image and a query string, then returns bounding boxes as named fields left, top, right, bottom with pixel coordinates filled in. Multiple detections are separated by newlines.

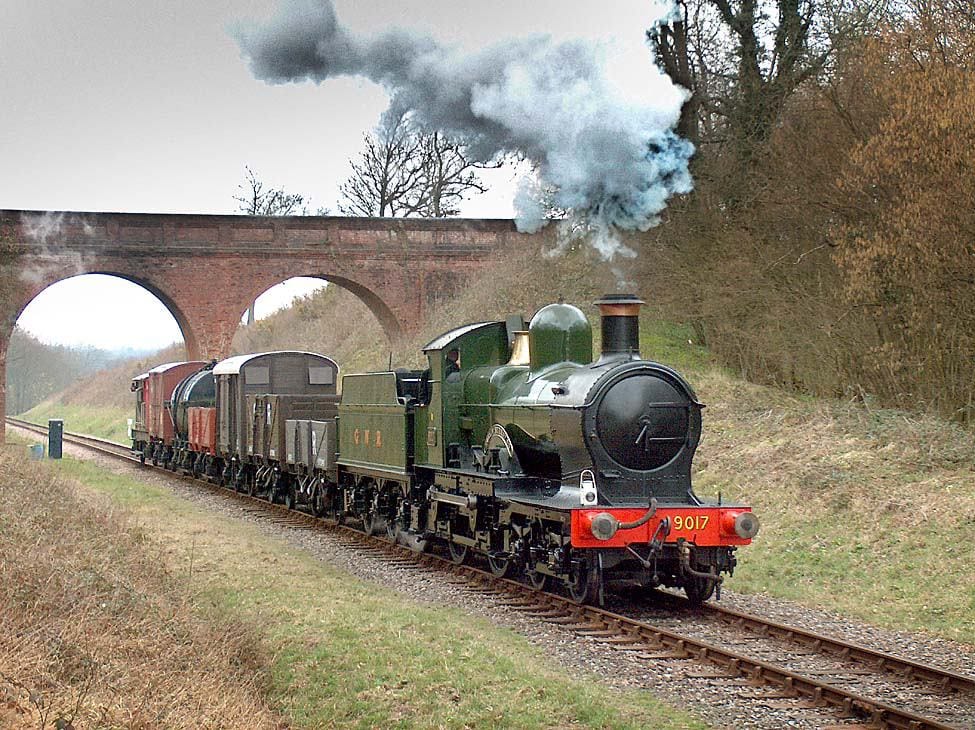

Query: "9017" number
left=672, top=515, right=709, bottom=532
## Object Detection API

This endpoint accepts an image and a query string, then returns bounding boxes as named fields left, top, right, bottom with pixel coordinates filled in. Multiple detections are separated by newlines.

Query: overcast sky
left=3, top=0, right=672, bottom=351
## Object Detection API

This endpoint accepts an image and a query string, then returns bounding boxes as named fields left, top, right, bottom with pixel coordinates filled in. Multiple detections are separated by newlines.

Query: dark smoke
left=235, top=0, right=692, bottom=259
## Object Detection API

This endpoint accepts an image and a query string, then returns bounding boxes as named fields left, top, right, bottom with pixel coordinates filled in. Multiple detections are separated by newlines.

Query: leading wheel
left=683, top=575, right=717, bottom=605
left=567, top=564, right=598, bottom=605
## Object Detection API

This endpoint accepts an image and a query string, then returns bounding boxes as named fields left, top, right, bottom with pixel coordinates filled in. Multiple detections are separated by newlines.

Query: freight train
left=131, top=295, right=759, bottom=604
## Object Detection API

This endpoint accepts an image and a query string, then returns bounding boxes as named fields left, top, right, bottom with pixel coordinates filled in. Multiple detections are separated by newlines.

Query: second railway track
left=8, top=416, right=974, bottom=730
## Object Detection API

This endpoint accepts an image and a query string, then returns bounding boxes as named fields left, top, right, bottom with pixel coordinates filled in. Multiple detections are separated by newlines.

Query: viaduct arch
left=0, top=210, right=534, bottom=441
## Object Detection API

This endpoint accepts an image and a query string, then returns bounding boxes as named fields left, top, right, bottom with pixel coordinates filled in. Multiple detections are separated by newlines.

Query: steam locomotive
left=131, top=296, right=758, bottom=604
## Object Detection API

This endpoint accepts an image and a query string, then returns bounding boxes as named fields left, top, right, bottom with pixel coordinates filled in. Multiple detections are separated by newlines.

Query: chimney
left=595, top=294, right=644, bottom=362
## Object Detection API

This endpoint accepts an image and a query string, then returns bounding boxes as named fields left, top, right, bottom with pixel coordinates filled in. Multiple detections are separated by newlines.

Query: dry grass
left=232, top=283, right=390, bottom=375
left=692, top=370, right=975, bottom=643
left=0, top=444, right=282, bottom=729
left=696, top=368, right=975, bottom=524
left=45, top=452, right=705, bottom=730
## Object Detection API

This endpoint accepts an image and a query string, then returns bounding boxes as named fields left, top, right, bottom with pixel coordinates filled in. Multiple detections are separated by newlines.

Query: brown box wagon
left=213, top=351, right=339, bottom=459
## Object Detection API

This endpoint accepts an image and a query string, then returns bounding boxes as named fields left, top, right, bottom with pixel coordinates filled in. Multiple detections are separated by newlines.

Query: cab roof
left=212, top=351, right=338, bottom=376
left=148, top=361, right=205, bottom=375
left=422, top=322, right=498, bottom=352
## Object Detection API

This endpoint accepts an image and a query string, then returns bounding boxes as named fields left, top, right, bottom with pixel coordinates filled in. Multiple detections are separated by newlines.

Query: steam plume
left=235, top=0, right=692, bottom=259
left=19, top=212, right=94, bottom=285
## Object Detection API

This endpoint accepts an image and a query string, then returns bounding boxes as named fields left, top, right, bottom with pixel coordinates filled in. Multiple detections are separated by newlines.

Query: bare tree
left=339, top=114, right=499, bottom=218
left=339, top=114, right=427, bottom=217
left=233, top=166, right=308, bottom=323
left=419, top=131, right=501, bottom=217
left=651, top=0, right=891, bottom=159
left=234, top=165, right=306, bottom=216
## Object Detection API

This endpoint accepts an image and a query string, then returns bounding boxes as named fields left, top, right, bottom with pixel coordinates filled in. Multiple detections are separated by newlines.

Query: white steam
left=18, top=212, right=94, bottom=286
left=23, top=212, right=67, bottom=247
left=235, top=0, right=692, bottom=259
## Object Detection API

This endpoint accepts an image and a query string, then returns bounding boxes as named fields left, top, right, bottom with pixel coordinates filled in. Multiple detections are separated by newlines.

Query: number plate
left=671, top=514, right=710, bottom=532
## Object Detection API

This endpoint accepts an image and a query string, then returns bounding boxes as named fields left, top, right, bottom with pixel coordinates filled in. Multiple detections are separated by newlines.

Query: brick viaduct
left=0, top=210, right=538, bottom=442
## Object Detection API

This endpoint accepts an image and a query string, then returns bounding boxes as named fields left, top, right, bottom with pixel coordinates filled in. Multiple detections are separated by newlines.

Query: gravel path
left=21, top=429, right=975, bottom=730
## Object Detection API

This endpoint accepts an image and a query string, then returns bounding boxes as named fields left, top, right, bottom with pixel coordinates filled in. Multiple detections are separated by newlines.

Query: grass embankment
left=635, top=322, right=974, bottom=646
left=0, top=442, right=280, bottom=729
left=624, top=315, right=974, bottom=644
left=692, top=371, right=975, bottom=645
left=21, top=402, right=131, bottom=443
left=15, top=448, right=706, bottom=730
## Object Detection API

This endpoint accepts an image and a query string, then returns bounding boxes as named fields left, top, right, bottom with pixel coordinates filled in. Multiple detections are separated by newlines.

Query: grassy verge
left=611, top=322, right=973, bottom=646
left=0, top=441, right=280, bottom=729
left=638, top=320, right=713, bottom=374
left=37, top=453, right=706, bottom=730
left=691, top=370, right=975, bottom=645
left=639, top=320, right=971, bottom=646
left=20, top=402, right=130, bottom=443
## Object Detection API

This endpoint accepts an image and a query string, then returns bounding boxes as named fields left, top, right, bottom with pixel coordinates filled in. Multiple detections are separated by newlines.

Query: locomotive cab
left=414, top=320, right=514, bottom=469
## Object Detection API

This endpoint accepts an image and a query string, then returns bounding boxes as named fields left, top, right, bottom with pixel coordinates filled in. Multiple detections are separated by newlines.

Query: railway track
left=8, top=416, right=974, bottom=729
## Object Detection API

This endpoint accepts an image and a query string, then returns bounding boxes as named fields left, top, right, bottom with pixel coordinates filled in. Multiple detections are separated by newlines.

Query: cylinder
left=594, top=294, right=644, bottom=361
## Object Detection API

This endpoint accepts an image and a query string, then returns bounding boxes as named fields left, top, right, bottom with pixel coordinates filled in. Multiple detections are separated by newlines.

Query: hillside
left=21, top=343, right=185, bottom=442
left=5, top=327, right=154, bottom=415
left=21, top=234, right=975, bottom=646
